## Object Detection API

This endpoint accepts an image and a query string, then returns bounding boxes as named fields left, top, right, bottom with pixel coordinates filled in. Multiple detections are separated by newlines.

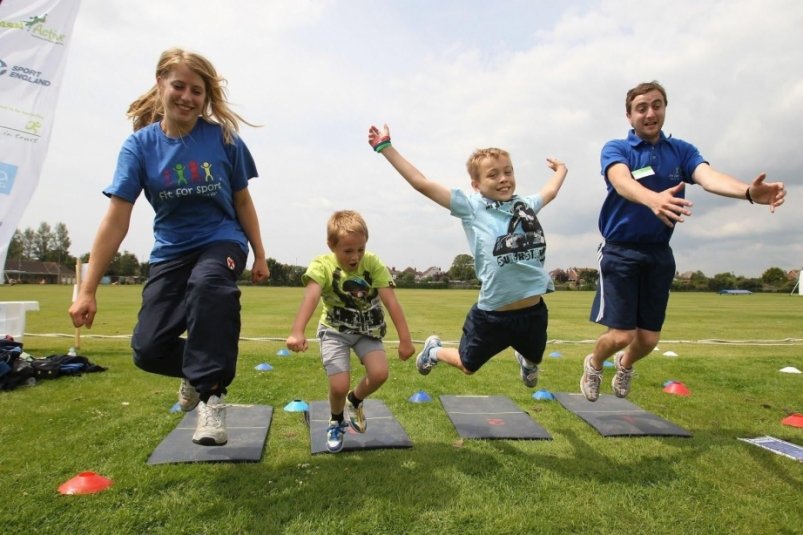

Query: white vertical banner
left=0, top=0, right=81, bottom=283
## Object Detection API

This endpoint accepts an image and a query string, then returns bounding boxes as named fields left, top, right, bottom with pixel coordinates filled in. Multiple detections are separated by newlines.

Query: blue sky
left=18, top=0, right=803, bottom=277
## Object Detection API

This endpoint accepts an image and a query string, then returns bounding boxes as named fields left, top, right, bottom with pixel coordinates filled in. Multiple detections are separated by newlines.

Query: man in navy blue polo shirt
left=580, top=80, right=786, bottom=402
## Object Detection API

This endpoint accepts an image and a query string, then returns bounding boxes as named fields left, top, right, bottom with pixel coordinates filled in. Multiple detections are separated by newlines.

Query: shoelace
left=585, top=364, right=603, bottom=381
left=200, top=403, right=223, bottom=427
left=615, top=367, right=634, bottom=385
left=328, top=423, right=345, bottom=441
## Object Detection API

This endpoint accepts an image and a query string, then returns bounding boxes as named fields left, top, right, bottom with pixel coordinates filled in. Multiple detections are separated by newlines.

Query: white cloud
left=15, top=0, right=803, bottom=278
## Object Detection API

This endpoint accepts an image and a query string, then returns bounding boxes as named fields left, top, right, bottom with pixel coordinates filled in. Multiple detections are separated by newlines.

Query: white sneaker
left=178, top=378, right=200, bottom=412
left=580, top=354, right=602, bottom=402
left=326, top=419, right=348, bottom=453
left=192, top=394, right=227, bottom=446
left=611, top=351, right=634, bottom=398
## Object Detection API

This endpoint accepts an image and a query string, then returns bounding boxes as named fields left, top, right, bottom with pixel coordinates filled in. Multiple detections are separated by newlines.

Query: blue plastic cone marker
left=549, top=351, right=561, bottom=358
left=255, top=363, right=273, bottom=371
left=169, top=402, right=182, bottom=413
left=284, top=399, right=309, bottom=412
left=276, top=348, right=290, bottom=357
left=532, top=389, right=555, bottom=401
left=408, top=390, right=432, bottom=403
left=603, top=360, right=615, bottom=368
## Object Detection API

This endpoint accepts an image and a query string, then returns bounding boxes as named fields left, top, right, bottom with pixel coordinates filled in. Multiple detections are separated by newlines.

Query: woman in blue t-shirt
left=69, top=48, right=269, bottom=447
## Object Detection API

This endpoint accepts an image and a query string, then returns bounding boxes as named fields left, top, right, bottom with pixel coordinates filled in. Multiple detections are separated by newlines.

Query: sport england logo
left=0, top=162, right=19, bottom=196
left=0, top=58, right=51, bottom=86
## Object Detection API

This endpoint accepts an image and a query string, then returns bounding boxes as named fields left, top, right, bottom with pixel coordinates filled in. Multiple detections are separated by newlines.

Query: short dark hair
left=626, top=81, right=667, bottom=113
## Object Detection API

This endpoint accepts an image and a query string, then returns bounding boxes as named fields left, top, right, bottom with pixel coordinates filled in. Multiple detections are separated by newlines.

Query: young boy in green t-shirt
left=286, top=210, right=415, bottom=453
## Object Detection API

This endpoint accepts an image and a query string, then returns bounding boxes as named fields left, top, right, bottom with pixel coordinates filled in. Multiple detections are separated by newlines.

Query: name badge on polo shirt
left=631, top=166, right=655, bottom=180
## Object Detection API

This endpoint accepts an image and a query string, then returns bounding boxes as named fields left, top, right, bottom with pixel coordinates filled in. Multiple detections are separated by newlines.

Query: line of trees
left=7, top=223, right=72, bottom=266
left=670, top=267, right=796, bottom=293
left=6, top=222, right=310, bottom=286
left=5, top=222, right=798, bottom=292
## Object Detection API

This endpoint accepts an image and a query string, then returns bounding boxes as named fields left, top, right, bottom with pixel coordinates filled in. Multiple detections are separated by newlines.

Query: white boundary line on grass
left=20, top=333, right=803, bottom=346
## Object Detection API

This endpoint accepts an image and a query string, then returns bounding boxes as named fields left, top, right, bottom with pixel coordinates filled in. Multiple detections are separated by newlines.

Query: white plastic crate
left=0, top=301, right=40, bottom=343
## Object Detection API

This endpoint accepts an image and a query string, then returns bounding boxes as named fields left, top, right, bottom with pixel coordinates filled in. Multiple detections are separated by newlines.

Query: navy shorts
left=589, top=241, right=675, bottom=331
left=458, top=300, right=548, bottom=373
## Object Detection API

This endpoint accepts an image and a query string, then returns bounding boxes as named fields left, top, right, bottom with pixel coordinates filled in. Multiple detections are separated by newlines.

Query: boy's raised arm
left=368, top=124, right=452, bottom=209
left=538, top=157, right=568, bottom=206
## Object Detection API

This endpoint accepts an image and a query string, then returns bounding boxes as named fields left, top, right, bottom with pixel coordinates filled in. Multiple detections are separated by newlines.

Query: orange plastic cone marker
left=663, top=382, right=691, bottom=396
left=781, top=413, right=803, bottom=428
left=58, top=471, right=113, bottom=495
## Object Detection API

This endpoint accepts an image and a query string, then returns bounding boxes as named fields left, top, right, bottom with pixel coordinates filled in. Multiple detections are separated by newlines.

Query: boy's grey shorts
left=317, top=326, right=385, bottom=376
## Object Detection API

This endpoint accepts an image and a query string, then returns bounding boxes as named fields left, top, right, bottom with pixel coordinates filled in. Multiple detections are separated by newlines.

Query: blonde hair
left=127, top=48, right=255, bottom=144
left=327, top=210, right=369, bottom=246
left=465, top=147, right=511, bottom=182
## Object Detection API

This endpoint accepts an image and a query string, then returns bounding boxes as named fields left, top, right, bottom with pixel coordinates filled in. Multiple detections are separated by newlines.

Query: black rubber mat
left=439, top=395, right=552, bottom=440
left=306, top=399, right=413, bottom=454
left=147, top=404, right=273, bottom=464
left=554, top=393, right=692, bottom=437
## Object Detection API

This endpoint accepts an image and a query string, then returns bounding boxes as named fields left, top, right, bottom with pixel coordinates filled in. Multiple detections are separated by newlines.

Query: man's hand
left=650, top=182, right=693, bottom=227
left=749, top=173, right=786, bottom=213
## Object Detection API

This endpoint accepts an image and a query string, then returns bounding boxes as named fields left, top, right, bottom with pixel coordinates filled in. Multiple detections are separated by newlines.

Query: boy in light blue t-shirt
left=286, top=210, right=414, bottom=453
left=368, top=124, right=567, bottom=388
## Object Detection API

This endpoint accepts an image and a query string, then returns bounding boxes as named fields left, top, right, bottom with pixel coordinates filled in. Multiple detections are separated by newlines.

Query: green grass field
left=1, top=286, right=801, bottom=534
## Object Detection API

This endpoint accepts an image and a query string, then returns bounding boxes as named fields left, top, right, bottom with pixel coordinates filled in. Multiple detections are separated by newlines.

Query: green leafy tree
left=709, top=272, right=736, bottom=292
left=394, top=270, right=417, bottom=288
left=761, top=267, right=786, bottom=287
left=739, top=277, right=762, bottom=292
left=448, top=254, right=476, bottom=281
left=7, top=230, right=24, bottom=259
left=34, top=222, right=53, bottom=261
left=578, top=268, right=599, bottom=290
left=21, top=228, right=36, bottom=260
left=689, top=270, right=709, bottom=290
left=50, top=222, right=72, bottom=265
left=674, top=270, right=710, bottom=292
left=106, top=250, right=141, bottom=277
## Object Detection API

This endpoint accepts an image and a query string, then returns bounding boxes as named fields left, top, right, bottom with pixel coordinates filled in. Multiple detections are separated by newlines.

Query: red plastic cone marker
left=781, top=413, right=803, bottom=428
left=663, top=382, right=691, bottom=396
left=58, top=471, right=113, bottom=495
